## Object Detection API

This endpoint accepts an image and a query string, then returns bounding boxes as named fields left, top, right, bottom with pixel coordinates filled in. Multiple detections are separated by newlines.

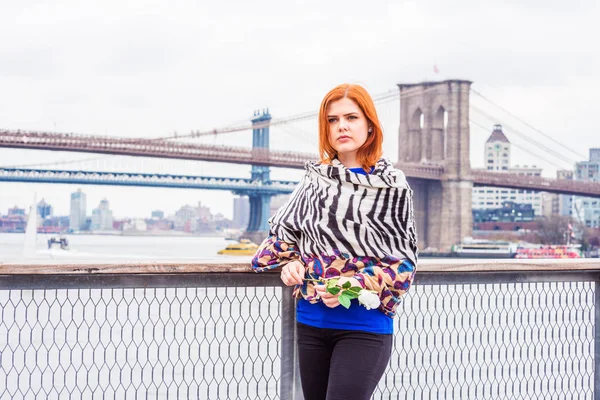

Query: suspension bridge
left=1, top=80, right=598, bottom=249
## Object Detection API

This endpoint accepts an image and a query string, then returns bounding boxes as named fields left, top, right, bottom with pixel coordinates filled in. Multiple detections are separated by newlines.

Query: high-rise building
left=541, top=192, right=557, bottom=219
left=572, top=149, right=600, bottom=228
left=556, top=170, right=574, bottom=217
left=175, top=204, right=198, bottom=231
left=484, top=124, right=511, bottom=172
left=233, top=196, right=250, bottom=229
left=472, top=125, right=543, bottom=217
left=510, top=165, right=543, bottom=217
left=37, top=199, right=53, bottom=219
left=69, top=189, right=87, bottom=231
left=91, top=198, right=114, bottom=231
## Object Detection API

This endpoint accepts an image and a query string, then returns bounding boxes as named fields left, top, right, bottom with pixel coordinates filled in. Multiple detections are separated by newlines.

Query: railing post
left=594, top=279, right=600, bottom=400
left=280, top=286, right=302, bottom=400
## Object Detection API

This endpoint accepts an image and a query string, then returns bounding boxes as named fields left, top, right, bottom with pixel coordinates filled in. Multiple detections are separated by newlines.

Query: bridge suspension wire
left=470, top=88, right=586, bottom=160
left=1, top=156, right=109, bottom=169
left=469, top=119, right=567, bottom=171
left=0, top=89, right=401, bottom=169
left=276, top=124, right=317, bottom=147
left=470, top=104, right=578, bottom=166
left=155, top=89, right=401, bottom=142
left=275, top=93, right=400, bottom=152
left=0, top=88, right=408, bottom=171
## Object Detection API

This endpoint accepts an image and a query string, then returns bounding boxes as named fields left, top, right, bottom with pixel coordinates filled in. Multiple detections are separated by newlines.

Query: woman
left=251, top=83, right=418, bottom=400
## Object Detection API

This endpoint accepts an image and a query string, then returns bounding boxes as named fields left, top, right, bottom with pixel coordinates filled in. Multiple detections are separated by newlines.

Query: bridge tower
left=246, top=109, right=272, bottom=233
left=398, top=80, right=473, bottom=252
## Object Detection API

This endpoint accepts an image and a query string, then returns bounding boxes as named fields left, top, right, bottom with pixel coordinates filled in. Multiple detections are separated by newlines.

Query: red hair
left=318, top=83, right=383, bottom=171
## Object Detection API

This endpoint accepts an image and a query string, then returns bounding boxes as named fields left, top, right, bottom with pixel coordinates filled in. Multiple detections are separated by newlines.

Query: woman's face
left=327, top=97, right=369, bottom=161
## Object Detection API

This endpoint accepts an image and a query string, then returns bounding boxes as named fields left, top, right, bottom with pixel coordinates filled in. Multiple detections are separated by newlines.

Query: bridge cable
left=0, top=90, right=395, bottom=168
left=470, top=104, right=578, bottom=166
left=275, top=95, right=400, bottom=144
left=0, top=87, right=431, bottom=170
left=470, top=118, right=570, bottom=171
left=1, top=156, right=110, bottom=169
left=470, top=88, right=586, bottom=160
left=161, top=90, right=400, bottom=142
left=275, top=124, right=317, bottom=147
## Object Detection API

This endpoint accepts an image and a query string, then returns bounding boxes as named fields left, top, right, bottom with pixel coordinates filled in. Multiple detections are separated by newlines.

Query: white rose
left=357, top=290, right=380, bottom=310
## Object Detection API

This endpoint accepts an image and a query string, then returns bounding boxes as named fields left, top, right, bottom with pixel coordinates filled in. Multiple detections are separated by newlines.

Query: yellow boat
left=217, top=239, right=259, bottom=255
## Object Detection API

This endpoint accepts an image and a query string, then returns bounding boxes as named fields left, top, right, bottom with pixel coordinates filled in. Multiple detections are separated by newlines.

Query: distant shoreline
left=0, top=230, right=232, bottom=238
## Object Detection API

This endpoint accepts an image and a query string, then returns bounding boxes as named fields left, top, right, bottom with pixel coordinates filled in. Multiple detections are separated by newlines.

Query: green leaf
left=338, top=294, right=351, bottom=309
left=327, top=278, right=339, bottom=289
left=328, top=286, right=341, bottom=295
left=343, top=290, right=359, bottom=299
left=349, top=286, right=363, bottom=293
left=341, top=281, right=351, bottom=289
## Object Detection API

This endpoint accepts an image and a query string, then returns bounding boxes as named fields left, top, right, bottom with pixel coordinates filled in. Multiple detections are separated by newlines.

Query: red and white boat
left=515, top=245, right=582, bottom=259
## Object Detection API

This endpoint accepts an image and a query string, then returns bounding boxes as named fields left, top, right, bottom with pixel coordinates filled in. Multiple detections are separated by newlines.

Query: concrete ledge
left=0, top=257, right=599, bottom=274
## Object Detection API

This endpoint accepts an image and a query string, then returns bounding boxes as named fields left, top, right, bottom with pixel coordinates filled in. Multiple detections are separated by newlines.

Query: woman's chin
left=334, top=147, right=359, bottom=156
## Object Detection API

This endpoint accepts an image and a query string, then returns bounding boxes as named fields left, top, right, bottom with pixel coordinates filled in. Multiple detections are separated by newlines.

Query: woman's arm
left=352, top=258, right=417, bottom=317
left=251, top=235, right=303, bottom=272
left=354, top=185, right=418, bottom=316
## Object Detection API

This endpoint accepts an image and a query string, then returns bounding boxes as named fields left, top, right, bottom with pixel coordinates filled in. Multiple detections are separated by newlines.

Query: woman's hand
left=314, top=284, right=341, bottom=308
left=314, top=277, right=361, bottom=308
left=280, top=260, right=305, bottom=286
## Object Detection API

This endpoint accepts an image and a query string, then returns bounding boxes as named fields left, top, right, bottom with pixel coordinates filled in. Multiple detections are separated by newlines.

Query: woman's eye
left=348, top=115, right=357, bottom=120
left=328, top=118, right=337, bottom=123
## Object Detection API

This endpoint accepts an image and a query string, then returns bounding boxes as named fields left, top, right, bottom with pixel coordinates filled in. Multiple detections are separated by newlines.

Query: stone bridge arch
left=398, top=80, right=473, bottom=252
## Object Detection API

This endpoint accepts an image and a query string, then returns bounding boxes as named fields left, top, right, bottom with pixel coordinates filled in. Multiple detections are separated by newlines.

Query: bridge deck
left=2, top=129, right=600, bottom=197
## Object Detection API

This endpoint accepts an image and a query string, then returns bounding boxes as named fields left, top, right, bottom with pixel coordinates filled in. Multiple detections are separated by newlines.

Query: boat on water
left=515, top=245, right=582, bottom=259
left=217, top=239, right=259, bottom=255
left=451, top=237, right=584, bottom=259
left=451, top=239, right=517, bottom=258
left=47, top=236, right=69, bottom=250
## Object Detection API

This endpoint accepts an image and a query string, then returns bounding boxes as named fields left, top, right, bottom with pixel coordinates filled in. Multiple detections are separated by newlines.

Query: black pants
left=296, top=322, right=393, bottom=400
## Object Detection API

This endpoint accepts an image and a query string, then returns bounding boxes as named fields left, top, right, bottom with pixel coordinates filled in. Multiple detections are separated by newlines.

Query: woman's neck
left=337, top=153, right=361, bottom=169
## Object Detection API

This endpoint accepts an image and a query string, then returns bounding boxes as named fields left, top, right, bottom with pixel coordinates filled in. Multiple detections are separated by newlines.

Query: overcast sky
left=1, top=0, right=599, bottom=219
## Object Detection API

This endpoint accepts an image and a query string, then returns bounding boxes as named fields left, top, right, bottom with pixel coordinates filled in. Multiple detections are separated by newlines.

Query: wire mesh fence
left=380, top=279, right=595, bottom=400
left=0, top=270, right=597, bottom=400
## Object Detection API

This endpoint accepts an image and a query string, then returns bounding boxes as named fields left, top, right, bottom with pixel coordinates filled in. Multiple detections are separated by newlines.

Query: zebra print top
left=252, top=157, right=419, bottom=317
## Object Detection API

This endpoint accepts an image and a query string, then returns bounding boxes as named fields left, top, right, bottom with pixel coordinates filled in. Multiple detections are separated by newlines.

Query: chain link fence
left=0, top=270, right=597, bottom=399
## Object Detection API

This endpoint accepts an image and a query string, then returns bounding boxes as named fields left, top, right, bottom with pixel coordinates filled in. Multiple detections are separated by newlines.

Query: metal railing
left=0, top=259, right=598, bottom=399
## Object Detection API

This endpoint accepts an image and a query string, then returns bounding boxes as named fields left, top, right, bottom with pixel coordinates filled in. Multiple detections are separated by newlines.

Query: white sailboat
left=22, top=194, right=38, bottom=258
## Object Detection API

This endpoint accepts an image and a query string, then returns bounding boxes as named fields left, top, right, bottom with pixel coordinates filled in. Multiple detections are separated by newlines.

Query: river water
left=0, top=232, right=250, bottom=264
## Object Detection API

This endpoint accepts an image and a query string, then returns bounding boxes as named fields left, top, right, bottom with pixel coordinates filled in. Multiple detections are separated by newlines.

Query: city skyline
left=0, top=190, right=245, bottom=236
left=1, top=191, right=233, bottom=221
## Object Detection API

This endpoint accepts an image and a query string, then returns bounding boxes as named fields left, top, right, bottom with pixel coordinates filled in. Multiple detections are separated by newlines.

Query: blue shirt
left=296, top=165, right=393, bottom=334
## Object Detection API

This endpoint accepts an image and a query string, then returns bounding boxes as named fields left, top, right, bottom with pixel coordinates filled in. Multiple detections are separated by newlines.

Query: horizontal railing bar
left=0, top=273, right=282, bottom=290
left=415, top=270, right=600, bottom=284
left=1, top=270, right=598, bottom=290
left=1, top=258, right=599, bottom=274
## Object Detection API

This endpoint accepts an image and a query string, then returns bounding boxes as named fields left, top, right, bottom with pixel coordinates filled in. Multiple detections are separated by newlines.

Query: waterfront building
left=472, top=125, right=543, bottom=217
left=91, top=199, right=114, bottom=231
left=572, top=149, right=600, bottom=228
left=69, top=189, right=87, bottom=231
